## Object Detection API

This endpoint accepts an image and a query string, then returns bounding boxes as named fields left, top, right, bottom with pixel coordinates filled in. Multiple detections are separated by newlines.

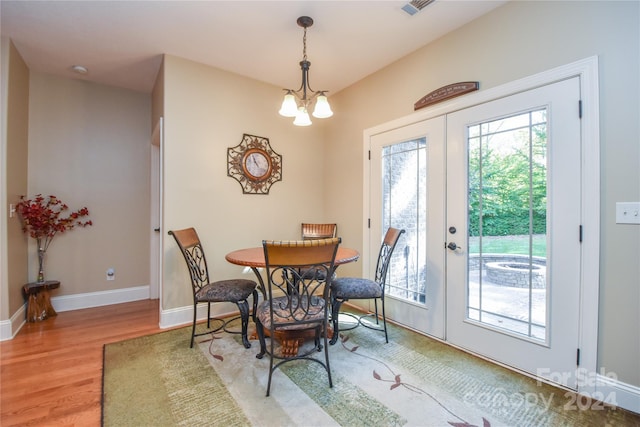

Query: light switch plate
left=616, top=202, right=640, bottom=224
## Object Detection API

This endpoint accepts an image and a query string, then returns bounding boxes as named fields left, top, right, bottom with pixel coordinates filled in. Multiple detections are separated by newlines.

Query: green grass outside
left=468, top=234, right=546, bottom=257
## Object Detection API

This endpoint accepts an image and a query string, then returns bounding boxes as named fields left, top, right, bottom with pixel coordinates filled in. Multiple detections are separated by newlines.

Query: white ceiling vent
left=402, top=0, right=436, bottom=16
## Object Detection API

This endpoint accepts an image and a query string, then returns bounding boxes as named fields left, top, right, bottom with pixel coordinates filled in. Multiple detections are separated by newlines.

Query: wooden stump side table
left=23, top=280, right=60, bottom=322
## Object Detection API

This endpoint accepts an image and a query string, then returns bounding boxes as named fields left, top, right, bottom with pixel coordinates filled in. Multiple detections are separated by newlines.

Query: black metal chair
left=330, top=227, right=405, bottom=344
left=168, top=228, right=258, bottom=348
left=255, top=237, right=341, bottom=396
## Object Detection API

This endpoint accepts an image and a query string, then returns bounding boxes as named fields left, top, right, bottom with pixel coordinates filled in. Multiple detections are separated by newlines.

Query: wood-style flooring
left=0, top=299, right=163, bottom=426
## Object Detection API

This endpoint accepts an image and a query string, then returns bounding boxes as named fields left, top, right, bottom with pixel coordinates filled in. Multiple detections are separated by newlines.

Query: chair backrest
left=301, top=223, right=338, bottom=240
left=262, top=237, right=341, bottom=325
left=374, top=227, right=406, bottom=285
left=168, top=228, right=209, bottom=293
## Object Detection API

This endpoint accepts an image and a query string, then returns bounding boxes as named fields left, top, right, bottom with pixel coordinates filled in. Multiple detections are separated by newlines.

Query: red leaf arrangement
left=15, top=194, right=92, bottom=251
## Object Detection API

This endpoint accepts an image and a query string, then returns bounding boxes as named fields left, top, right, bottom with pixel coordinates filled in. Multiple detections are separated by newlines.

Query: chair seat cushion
left=299, top=266, right=336, bottom=281
left=257, top=296, right=326, bottom=331
left=195, top=279, right=256, bottom=303
left=331, top=277, right=382, bottom=299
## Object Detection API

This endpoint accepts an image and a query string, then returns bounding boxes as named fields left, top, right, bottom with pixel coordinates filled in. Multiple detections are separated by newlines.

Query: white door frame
left=363, top=56, right=600, bottom=396
left=150, top=117, right=164, bottom=306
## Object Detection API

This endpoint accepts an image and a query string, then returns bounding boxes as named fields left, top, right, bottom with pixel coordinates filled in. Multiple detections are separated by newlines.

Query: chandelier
left=278, top=16, right=333, bottom=126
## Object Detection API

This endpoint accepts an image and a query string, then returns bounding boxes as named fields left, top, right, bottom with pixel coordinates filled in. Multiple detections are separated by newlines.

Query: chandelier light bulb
left=312, top=94, right=333, bottom=118
left=293, top=106, right=312, bottom=126
left=279, top=91, right=298, bottom=117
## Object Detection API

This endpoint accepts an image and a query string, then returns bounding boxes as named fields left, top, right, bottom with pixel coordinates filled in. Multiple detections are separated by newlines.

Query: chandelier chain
left=302, top=27, right=307, bottom=61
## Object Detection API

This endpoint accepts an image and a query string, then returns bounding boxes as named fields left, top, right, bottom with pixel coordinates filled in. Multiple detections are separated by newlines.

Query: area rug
left=103, top=319, right=636, bottom=426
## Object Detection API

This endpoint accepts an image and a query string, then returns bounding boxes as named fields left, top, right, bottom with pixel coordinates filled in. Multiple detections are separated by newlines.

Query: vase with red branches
left=16, top=194, right=92, bottom=283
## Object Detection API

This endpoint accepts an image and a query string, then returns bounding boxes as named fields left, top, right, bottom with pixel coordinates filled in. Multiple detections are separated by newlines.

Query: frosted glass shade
left=293, top=107, right=312, bottom=126
left=312, top=95, right=333, bottom=118
left=279, top=93, right=298, bottom=117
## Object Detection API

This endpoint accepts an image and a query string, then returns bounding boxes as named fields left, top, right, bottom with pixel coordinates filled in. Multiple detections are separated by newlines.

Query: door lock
left=447, top=242, right=462, bottom=252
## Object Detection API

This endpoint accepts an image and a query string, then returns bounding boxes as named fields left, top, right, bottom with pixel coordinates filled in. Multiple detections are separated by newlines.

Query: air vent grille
left=402, top=0, right=436, bottom=15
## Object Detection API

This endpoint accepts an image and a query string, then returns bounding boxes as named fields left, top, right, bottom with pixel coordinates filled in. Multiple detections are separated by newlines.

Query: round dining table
left=226, top=246, right=360, bottom=266
left=225, top=245, right=360, bottom=356
left=225, top=246, right=360, bottom=297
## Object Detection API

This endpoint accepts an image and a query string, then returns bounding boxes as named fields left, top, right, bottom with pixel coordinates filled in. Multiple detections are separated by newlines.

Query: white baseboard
left=594, top=373, right=640, bottom=414
left=159, top=302, right=238, bottom=330
left=51, top=285, right=150, bottom=312
left=0, top=305, right=26, bottom=341
left=159, top=305, right=192, bottom=329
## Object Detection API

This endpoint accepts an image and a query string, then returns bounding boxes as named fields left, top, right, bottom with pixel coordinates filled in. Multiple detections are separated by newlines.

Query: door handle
left=154, top=228, right=160, bottom=232
left=447, top=242, right=462, bottom=253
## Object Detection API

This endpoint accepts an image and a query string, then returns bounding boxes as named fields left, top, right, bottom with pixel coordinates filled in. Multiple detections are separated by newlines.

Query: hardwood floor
left=0, top=299, right=163, bottom=426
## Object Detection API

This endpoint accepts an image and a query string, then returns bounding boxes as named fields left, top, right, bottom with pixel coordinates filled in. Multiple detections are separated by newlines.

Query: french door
left=369, top=118, right=446, bottom=339
left=368, top=77, right=583, bottom=389
left=446, top=77, right=582, bottom=389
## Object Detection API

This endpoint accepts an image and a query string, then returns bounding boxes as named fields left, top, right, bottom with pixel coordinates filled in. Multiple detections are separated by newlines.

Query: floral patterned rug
left=103, top=317, right=636, bottom=426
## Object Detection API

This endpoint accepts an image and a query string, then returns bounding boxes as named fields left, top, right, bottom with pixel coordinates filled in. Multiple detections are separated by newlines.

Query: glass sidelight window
left=381, top=138, right=427, bottom=304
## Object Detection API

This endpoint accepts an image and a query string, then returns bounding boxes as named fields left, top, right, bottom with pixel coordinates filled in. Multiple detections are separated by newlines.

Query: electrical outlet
left=106, top=268, right=115, bottom=281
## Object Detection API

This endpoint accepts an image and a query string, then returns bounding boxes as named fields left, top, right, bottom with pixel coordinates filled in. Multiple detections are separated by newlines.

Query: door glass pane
left=381, top=138, right=426, bottom=304
left=467, top=109, right=548, bottom=341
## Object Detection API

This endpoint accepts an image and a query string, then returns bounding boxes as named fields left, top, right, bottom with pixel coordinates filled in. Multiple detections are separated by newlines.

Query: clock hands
left=247, top=153, right=268, bottom=178
left=250, top=154, right=260, bottom=170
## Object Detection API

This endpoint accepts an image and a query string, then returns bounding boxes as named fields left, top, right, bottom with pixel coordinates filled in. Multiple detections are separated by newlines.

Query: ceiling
left=1, top=1, right=506, bottom=95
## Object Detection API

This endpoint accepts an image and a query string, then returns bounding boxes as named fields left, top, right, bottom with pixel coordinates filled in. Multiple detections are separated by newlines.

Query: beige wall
left=26, top=73, right=151, bottom=296
left=1, top=38, right=29, bottom=321
left=326, top=1, right=639, bottom=386
left=161, top=55, right=329, bottom=311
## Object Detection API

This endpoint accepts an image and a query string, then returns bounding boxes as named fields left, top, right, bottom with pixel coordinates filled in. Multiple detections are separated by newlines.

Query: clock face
left=228, top=133, right=282, bottom=194
left=243, top=149, right=271, bottom=180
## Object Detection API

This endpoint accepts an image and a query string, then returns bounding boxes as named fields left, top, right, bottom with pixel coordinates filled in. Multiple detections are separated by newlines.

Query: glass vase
left=37, top=248, right=45, bottom=283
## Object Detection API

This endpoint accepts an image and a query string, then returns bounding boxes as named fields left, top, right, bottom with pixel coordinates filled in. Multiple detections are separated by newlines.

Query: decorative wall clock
left=227, top=134, right=282, bottom=194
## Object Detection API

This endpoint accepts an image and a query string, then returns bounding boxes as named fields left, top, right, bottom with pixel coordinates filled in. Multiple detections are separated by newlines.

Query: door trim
left=363, top=56, right=600, bottom=396
left=150, top=117, right=164, bottom=307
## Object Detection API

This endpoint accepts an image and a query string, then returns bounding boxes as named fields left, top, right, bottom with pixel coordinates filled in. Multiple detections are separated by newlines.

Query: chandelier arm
left=289, top=90, right=321, bottom=103
left=303, top=62, right=315, bottom=94
left=302, top=82, right=323, bottom=102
